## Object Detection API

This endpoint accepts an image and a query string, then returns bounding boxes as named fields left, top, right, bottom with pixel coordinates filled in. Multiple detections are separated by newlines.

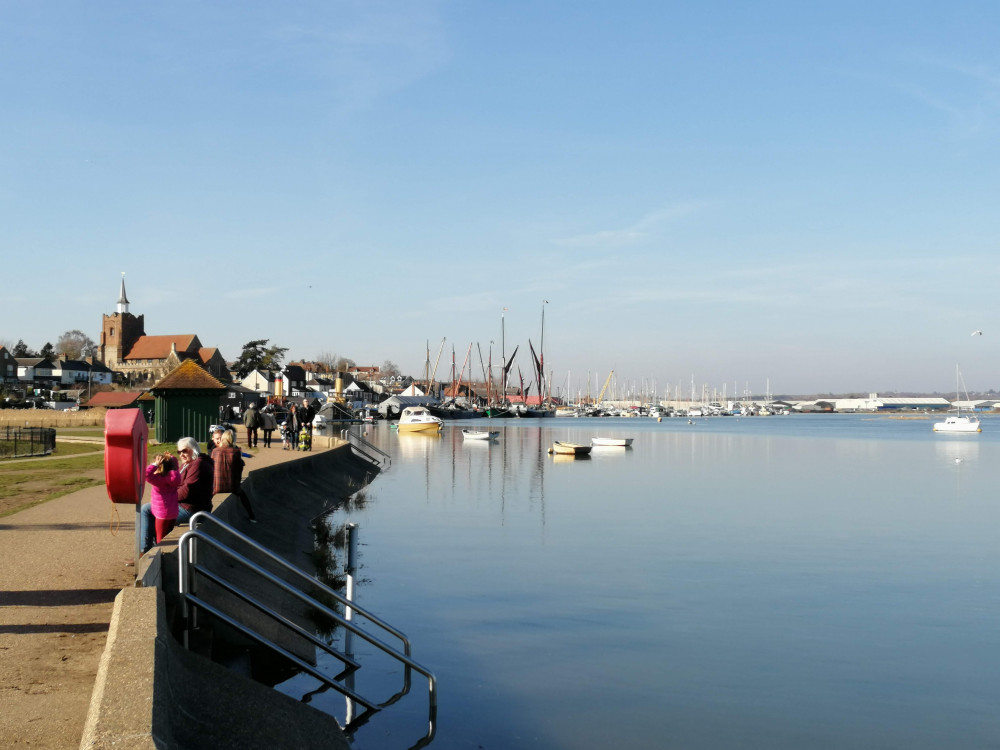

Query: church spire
left=117, top=272, right=129, bottom=314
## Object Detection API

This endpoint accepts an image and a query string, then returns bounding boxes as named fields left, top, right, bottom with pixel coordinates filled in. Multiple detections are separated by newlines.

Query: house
left=52, top=355, right=96, bottom=386
left=347, top=365, right=380, bottom=383
left=240, top=369, right=278, bottom=395
left=84, top=358, right=115, bottom=386
left=97, top=274, right=229, bottom=383
left=340, top=379, right=379, bottom=408
left=16, top=357, right=57, bottom=385
left=0, top=346, right=18, bottom=385
left=220, top=382, right=263, bottom=420
left=398, top=383, right=427, bottom=397
left=275, top=364, right=307, bottom=400
left=289, top=360, right=333, bottom=376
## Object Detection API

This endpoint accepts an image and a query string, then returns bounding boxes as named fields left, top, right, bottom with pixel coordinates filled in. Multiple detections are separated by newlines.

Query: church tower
left=99, top=273, right=145, bottom=369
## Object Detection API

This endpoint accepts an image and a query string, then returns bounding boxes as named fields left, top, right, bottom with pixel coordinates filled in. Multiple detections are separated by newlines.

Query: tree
left=12, top=339, right=34, bottom=357
left=381, top=360, right=401, bottom=378
left=315, top=351, right=355, bottom=372
left=39, top=342, right=54, bottom=358
left=56, top=329, right=97, bottom=360
left=234, top=339, right=288, bottom=378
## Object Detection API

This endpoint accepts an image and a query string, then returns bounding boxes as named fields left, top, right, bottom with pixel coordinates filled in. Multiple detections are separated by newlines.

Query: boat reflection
left=394, top=430, right=442, bottom=459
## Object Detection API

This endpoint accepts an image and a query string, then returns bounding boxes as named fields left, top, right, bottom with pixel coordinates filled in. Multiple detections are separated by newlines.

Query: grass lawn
left=0, top=442, right=174, bottom=517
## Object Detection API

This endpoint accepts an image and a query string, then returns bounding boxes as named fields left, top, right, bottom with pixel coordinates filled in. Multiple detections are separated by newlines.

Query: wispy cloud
left=877, top=53, right=1000, bottom=137
left=553, top=201, right=708, bottom=249
left=274, top=3, right=449, bottom=113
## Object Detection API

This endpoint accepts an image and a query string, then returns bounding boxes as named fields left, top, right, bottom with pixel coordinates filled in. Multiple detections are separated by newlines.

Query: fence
left=0, top=426, right=57, bottom=458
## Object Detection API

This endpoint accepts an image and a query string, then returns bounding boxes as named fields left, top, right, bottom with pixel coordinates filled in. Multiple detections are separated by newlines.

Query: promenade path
left=0, top=441, right=321, bottom=749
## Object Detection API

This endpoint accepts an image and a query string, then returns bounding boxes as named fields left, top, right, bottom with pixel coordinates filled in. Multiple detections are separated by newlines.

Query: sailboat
left=525, top=301, right=555, bottom=418
left=933, top=365, right=982, bottom=434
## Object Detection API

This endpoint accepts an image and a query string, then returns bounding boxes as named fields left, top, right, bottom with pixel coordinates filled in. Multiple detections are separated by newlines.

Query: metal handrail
left=188, top=512, right=408, bottom=655
left=340, top=427, right=391, bottom=470
left=178, top=515, right=436, bottom=740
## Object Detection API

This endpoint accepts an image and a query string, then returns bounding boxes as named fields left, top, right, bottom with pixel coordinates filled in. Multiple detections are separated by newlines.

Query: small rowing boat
left=590, top=437, right=633, bottom=447
left=549, top=441, right=592, bottom=456
left=462, top=429, right=500, bottom=441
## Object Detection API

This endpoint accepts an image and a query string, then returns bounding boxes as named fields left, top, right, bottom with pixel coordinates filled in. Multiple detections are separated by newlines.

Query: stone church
left=97, top=275, right=229, bottom=383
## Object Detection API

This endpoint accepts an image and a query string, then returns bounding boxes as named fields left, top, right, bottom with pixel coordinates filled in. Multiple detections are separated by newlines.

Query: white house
left=241, top=369, right=277, bottom=395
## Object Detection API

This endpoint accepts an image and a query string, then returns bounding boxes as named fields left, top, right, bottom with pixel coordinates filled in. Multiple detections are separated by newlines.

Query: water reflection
left=310, top=417, right=1000, bottom=749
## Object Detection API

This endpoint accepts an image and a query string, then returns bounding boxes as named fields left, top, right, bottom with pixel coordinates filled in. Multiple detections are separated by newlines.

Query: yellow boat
left=549, top=440, right=592, bottom=456
left=396, top=406, right=444, bottom=433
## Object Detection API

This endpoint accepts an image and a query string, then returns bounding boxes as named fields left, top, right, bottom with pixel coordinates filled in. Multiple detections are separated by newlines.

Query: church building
left=97, top=275, right=229, bottom=383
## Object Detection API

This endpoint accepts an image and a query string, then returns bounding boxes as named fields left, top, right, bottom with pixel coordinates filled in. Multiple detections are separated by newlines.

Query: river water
left=286, top=414, right=1000, bottom=749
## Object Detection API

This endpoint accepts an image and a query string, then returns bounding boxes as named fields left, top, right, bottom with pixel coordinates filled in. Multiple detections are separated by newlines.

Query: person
left=208, top=425, right=224, bottom=455
left=140, top=437, right=214, bottom=554
left=260, top=404, right=278, bottom=448
left=280, top=420, right=292, bottom=450
left=144, top=453, right=180, bottom=545
left=211, top=429, right=256, bottom=522
left=299, top=397, right=316, bottom=433
left=243, top=402, right=262, bottom=448
left=287, top=403, right=300, bottom=451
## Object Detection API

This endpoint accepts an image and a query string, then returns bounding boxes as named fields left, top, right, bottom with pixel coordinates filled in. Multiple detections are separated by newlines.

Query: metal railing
left=0, top=426, right=56, bottom=458
left=178, top=512, right=435, bottom=742
left=340, top=427, right=391, bottom=470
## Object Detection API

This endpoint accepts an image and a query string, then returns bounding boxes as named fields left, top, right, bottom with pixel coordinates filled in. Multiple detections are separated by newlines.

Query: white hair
left=176, top=436, right=200, bottom=456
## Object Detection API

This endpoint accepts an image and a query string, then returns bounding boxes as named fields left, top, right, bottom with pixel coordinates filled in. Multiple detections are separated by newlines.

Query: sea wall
left=81, top=443, right=377, bottom=750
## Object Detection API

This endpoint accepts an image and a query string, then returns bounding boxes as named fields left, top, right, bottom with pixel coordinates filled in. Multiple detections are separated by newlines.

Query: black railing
left=0, top=426, right=57, bottom=458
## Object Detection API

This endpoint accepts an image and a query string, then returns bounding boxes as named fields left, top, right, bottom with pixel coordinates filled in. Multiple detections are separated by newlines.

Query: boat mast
left=539, top=300, right=548, bottom=406
left=501, top=307, right=507, bottom=403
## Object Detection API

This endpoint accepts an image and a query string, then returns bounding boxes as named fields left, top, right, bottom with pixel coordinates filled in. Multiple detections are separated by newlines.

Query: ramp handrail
left=340, top=427, right=391, bottom=470
left=178, top=513, right=435, bottom=741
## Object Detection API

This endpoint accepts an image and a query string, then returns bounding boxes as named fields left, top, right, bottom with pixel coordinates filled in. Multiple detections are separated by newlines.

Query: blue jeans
left=140, top=503, right=198, bottom=554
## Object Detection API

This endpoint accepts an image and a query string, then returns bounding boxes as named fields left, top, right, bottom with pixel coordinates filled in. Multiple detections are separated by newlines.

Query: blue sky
left=3, top=1, right=999, bottom=396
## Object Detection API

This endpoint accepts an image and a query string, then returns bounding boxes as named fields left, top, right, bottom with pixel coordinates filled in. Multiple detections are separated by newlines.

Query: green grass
left=0, top=442, right=176, bottom=517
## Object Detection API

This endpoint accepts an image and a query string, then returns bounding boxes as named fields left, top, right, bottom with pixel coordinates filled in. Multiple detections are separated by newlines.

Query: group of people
left=139, top=397, right=322, bottom=554
left=242, top=398, right=317, bottom=452
left=242, top=398, right=316, bottom=451
left=139, top=427, right=256, bottom=555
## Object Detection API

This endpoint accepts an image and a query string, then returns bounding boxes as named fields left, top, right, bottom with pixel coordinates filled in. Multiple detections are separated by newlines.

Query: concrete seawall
left=80, top=441, right=378, bottom=749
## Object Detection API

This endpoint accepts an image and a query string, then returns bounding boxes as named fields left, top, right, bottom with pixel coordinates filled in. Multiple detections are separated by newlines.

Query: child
left=144, top=453, right=181, bottom=545
left=280, top=421, right=291, bottom=450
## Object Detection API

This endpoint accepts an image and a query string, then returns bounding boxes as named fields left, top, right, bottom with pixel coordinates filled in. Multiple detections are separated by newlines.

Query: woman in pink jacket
left=144, top=453, right=181, bottom=544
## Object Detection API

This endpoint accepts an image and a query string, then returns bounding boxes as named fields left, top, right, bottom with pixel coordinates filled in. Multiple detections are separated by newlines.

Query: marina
left=295, top=414, right=1000, bottom=748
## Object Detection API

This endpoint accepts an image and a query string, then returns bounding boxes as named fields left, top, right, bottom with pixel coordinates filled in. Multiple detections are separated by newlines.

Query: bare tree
left=56, top=330, right=98, bottom=359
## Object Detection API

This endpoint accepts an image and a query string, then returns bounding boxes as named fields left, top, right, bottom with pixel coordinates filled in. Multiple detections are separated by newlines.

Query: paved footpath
left=0, top=441, right=320, bottom=749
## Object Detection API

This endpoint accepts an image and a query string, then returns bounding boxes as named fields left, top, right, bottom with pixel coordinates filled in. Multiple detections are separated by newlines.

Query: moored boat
left=397, top=406, right=444, bottom=433
left=933, top=365, right=982, bottom=434
left=549, top=440, right=592, bottom=456
left=462, top=429, right=500, bottom=440
left=933, top=415, right=981, bottom=433
left=590, top=437, right=633, bottom=447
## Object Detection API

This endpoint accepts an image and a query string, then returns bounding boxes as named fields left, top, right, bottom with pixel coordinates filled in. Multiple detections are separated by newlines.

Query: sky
left=3, top=1, right=1000, bottom=397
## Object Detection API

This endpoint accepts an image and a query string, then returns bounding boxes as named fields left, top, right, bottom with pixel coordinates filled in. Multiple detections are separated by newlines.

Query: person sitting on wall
left=211, top=429, right=256, bottom=522
left=140, top=437, right=215, bottom=555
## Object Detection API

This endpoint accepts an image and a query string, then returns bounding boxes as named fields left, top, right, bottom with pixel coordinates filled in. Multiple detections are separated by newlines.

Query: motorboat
left=590, top=437, right=633, bottom=447
left=462, top=429, right=500, bottom=441
left=396, top=406, right=444, bottom=433
left=549, top=441, right=592, bottom=456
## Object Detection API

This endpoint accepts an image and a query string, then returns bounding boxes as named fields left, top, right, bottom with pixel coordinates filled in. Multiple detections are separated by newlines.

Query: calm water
left=286, top=414, right=1000, bottom=749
